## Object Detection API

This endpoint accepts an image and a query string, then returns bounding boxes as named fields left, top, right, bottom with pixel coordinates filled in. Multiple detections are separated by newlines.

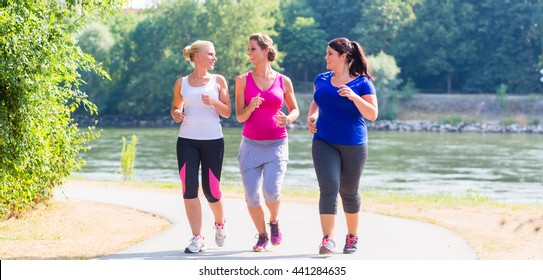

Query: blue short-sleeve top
left=313, top=71, right=376, bottom=145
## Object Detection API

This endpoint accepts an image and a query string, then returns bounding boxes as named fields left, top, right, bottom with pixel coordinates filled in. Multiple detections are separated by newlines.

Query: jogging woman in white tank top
left=171, top=40, right=231, bottom=253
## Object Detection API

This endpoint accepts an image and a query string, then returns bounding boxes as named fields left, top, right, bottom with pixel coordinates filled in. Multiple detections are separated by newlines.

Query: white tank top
left=178, top=74, right=223, bottom=140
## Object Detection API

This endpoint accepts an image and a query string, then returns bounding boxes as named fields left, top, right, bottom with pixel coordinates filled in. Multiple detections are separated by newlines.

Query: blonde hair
left=183, top=40, right=214, bottom=67
left=249, top=33, right=276, bottom=62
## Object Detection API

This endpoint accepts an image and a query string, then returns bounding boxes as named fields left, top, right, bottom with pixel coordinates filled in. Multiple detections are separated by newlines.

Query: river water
left=75, top=127, right=543, bottom=204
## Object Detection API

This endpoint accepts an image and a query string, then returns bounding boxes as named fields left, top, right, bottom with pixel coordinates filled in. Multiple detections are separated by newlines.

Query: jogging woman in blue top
left=306, top=38, right=378, bottom=254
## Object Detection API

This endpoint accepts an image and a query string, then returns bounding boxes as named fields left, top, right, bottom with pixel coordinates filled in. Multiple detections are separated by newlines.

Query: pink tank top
left=242, top=71, right=287, bottom=140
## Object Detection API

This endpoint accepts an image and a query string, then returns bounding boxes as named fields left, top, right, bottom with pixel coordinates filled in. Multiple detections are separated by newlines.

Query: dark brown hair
left=328, top=37, right=373, bottom=80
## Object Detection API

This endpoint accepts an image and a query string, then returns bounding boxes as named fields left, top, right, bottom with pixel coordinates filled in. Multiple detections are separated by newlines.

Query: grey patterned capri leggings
left=237, top=136, right=289, bottom=207
left=312, top=140, right=368, bottom=214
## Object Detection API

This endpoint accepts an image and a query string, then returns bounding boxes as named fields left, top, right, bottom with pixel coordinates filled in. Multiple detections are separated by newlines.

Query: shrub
left=0, top=1, right=122, bottom=220
left=496, top=83, right=508, bottom=109
left=120, top=135, right=138, bottom=181
left=499, top=117, right=516, bottom=126
left=365, top=52, right=419, bottom=120
left=529, top=119, right=540, bottom=126
left=441, top=115, right=463, bottom=126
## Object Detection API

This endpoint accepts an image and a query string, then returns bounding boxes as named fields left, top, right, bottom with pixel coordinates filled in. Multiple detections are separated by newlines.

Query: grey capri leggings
left=237, top=136, right=288, bottom=207
left=312, top=140, right=368, bottom=215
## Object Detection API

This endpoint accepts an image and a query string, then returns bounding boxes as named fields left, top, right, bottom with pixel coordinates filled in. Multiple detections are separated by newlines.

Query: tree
left=113, top=0, right=281, bottom=117
left=463, top=0, right=543, bottom=94
left=0, top=0, right=125, bottom=220
left=202, top=0, right=281, bottom=84
left=367, top=51, right=406, bottom=119
left=77, top=22, right=116, bottom=113
left=279, top=17, right=327, bottom=85
left=393, top=0, right=478, bottom=93
left=277, top=0, right=327, bottom=87
left=304, top=0, right=362, bottom=40
left=353, top=0, right=418, bottom=54
left=394, top=0, right=543, bottom=94
left=115, top=0, right=202, bottom=116
left=101, top=11, right=144, bottom=115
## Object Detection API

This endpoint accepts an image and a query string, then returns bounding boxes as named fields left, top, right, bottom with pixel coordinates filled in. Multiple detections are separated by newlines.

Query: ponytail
left=349, top=41, right=373, bottom=80
left=328, top=38, right=373, bottom=80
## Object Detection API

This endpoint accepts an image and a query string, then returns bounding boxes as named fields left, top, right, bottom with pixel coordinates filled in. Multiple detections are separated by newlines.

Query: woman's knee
left=263, top=188, right=280, bottom=203
left=183, top=188, right=199, bottom=199
left=319, top=197, right=338, bottom=214
left=340, top=190, right=360, bottom=213
left=202, top=188, right=221, bottom=203
left=245, top=192, right=261, bottom=207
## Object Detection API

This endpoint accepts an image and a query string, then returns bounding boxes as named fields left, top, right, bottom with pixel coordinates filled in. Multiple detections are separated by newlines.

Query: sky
left=125, top=0, right=156, bottom=9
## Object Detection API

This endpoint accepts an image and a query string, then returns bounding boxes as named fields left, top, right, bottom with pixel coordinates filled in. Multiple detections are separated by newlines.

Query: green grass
left=144, top=180, right=495, bottom=207
left=361, top=189, right=492, bottom=206
left=440, top=115, right=482, bottom=125
left=67, top=178, right=541, bottom=211
left=362, top=189, right=543, bottom=213
left=499, top=117, right=516, bottom=126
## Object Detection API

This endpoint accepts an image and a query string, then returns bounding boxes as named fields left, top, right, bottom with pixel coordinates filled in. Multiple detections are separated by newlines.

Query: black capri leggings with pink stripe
left=176, top=137, right=224, bottom=202
left=312, top=140, right=368, bottom=214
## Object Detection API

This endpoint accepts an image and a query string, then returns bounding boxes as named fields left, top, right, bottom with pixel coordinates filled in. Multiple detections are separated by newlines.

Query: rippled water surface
left=76, top=127, right=543, bottom=203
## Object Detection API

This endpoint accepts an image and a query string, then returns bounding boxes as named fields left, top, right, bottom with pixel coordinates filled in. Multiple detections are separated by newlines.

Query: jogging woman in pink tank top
left=235, top=33, right=299, bottom=252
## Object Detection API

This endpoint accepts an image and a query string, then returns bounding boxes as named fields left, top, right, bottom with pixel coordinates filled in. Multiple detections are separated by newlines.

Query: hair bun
left=267, top=48, right=276, bottom=62
left=183, top=45, right=192, bottom=61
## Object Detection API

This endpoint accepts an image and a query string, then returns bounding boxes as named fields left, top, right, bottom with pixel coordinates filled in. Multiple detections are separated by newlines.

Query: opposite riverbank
left=74, top=93, right=543, bottom=134
left=1, top=179, right=542, bottom=260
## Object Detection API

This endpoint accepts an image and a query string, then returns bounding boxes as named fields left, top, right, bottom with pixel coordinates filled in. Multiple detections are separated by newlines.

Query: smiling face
left=246, top=40, right=267, bottom=65
left=324, top=46, right=346, bottom=71
left=194, top=44, right=217, bottom=70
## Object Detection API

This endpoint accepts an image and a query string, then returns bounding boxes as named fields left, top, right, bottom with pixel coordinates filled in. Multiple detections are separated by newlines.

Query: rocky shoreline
left=366, top=120, right=543, bottom=134
left=74, top=115, right=543, bottom=134
left=73, top=93, right=543, bottom=134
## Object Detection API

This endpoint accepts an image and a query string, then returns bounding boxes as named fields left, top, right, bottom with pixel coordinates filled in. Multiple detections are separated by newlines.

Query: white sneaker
left=319, top=235, right=336, bottom=254
left=214, top=222, right=227, bottom=247
left=185, top=235, right=207, bottom=253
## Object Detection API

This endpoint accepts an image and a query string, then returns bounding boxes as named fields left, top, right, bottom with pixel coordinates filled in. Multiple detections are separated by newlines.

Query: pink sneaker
left=343, top=234, right=358, bottom=254
left=253, top=233, right=269, bottom=252
left=269, top=220, right=283, bottom=246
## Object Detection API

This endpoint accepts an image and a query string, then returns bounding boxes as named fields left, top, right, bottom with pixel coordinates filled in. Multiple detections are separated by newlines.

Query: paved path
left=54, top=183, right=477, bottom=260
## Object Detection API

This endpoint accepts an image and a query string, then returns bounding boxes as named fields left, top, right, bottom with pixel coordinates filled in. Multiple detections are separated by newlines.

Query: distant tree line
left=76, top=0, right=543, bottom=119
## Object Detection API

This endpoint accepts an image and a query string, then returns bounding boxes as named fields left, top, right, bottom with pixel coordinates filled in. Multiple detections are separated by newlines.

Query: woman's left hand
left=338, top=85, right=359, bottom=101
left=202, top=94, right=215, bottom=106
left=274, top=110, right=290, bottom=128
